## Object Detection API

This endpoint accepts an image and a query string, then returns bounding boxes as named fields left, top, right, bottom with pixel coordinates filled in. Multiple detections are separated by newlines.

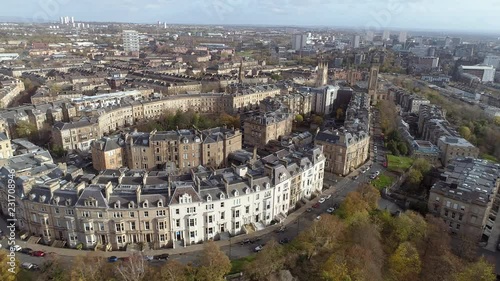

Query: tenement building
left=428, top=158, right=500, bottom=244
left=90, top=127, right=242, bottom=173
left=437, top=136, right=479, bottom=166
left=315, top=92, right=370, bottom=175
left=0, top=145, right=325, bottom=250
left=243, top=101, right=293, bottom=149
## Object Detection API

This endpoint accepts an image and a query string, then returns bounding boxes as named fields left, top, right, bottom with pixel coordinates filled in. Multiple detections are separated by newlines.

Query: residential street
left=0, top=108, right=398, bottom=269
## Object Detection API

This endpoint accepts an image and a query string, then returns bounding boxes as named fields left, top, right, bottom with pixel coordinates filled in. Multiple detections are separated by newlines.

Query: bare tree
left=115, top=253, right=148, bottom=281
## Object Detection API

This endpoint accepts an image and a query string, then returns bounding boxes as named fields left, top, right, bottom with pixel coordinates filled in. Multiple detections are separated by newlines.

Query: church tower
left=316, top=59, right=328, bottom=87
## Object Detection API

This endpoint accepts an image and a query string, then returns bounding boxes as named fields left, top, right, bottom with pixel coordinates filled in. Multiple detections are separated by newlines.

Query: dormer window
left=265, top=183, right=270, bottom=189
left=128, top=202, right=134, bottom=209
left=219, top=193, right=225, bottom=199
left=245, top=188, right=250, bottom=195
left=143, top=200, right=149, bottom=208
left=115, top=200, right=121, bottom=209
left=233, top=190, right=239, bottom=197
left=207, top=195, right=212, bottom=202
left=254, top=185, right=260, bottom=192
left=158, top=200, right=163, bottom=207
left=65, top=199, right=72, bottom=206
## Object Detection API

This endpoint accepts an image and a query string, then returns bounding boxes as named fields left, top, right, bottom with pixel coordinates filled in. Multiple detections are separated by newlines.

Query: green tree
left=397, top=142, right=408, bottom=156
left=454, top=257, right=496, bottom=281
left=194, top=241, right=231, bottom=281
left=458, top=126, right=472, bottom=140
left=407, top=168, right=423, bottom=186
left=388, top=242, right=421, bottom=281
left=15, top=120, right=37, bottom=139
left=413, top=158, right=431, bottom=174
left=295, top=114, right=304, bottom=123
left=494, top=116, right=500, bottom=126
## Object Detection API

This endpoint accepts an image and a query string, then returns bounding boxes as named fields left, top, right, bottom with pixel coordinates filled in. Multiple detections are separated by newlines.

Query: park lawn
left=230, top=255, right=256, bottom=274
left=387, top=155, right=414, bottom=173
left=372, top=174, right=395, bottom=190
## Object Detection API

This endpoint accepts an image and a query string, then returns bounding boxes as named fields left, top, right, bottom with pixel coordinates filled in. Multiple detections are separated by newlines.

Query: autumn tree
left=116, top=253, right=150, bottom=281
left=0, top=249, right=18, bottom=281
left=336, top=108, right=344, bottom=120
left=358, top=184, right=381, bottom=210
left=388, top=242, right=421, bottom=281
left=312, top=115, right=324, bottom=125
left=69, top=254, right=114, bottom=281
left=244, top=240, right=286, bottom=281
left=419, top=216, right=460, bottom=281
left=336, top=188, right=375, bottom=220
left=320, top=258, right=350, bottom=281
left=454, top=257, right=496, bottom=281
left=193, top=241, right=231, bottom=281
left=148, top=260, right=190, bottom=281
left=295, top=215, right=345, bottom=260
left=37, top=255, right=71, bottom=281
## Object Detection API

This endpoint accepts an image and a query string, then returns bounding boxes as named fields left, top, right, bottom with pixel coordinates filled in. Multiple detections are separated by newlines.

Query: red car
left=312, top=202, right=321, bottom=208
left=32, top=251, right=45, bottom=257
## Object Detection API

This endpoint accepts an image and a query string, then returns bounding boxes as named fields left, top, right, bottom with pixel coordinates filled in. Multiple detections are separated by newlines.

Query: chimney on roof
left=105, top=181, right=113, bottom=201
left=222, top=177, right=229, bottom=195
left=136, top=186, right=141, bottom=206
left=252, top=146, right=257, bottom=160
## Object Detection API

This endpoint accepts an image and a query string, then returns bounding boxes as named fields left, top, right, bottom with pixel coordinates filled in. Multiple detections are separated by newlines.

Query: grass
left=480, top=153, right=499, bottom=163
left=387, top=155, right=414, bottom=173
left=230, top=255, right=255, bottom=274
left=372, top=174, right=395, bottom=190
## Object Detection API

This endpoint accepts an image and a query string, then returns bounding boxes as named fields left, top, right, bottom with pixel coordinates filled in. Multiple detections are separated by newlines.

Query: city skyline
left=1, top=0, right=500, bottom=33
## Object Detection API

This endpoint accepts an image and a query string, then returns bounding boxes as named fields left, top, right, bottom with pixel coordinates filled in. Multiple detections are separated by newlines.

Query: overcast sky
left=2, top=0, right=499, bottom=32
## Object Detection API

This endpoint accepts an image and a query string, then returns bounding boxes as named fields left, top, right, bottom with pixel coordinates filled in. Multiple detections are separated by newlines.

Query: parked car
left=20, top=248, right=33, bottom=255
left=143, top=255, right=154, bottom=261
left=352, top=175, right=359, bottom=180
left=21, top=262, right=34, bottom=270
left=31, top=264, right=40, bottom=271
left=240, top=239, right=251, bottom=245
left=154, top=254, right=170, bottom=261
left=32, top=251, right=45, bottom=257
left=279, top=238, right=290, bottom=244
left=306, top=208, right=313, bottom=212
left=315, top=215, right=321, bottom=221
left=108, top=256, right=118, bottom=263
left=375, top=171, right=380, bottom=176
left=361, top=169, right=367, bottom=174
left=326, top=194, right=332, bottom=200
left=318, top=197, right=326, bottom=204
left=370, top=174, right=377, bottom=180
left=326, top=207, right=335, bottom=214
left=312, top=203, right=320, bottom=208
left=276, top=226, right=286, bottom=233
left=254, top=245, right=264, bottom=252
left=12, top=245, right=22, bottom=252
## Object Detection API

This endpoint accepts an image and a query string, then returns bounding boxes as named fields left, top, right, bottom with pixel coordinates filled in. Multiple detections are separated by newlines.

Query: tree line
left=135, top=109, right=241, bottom=133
